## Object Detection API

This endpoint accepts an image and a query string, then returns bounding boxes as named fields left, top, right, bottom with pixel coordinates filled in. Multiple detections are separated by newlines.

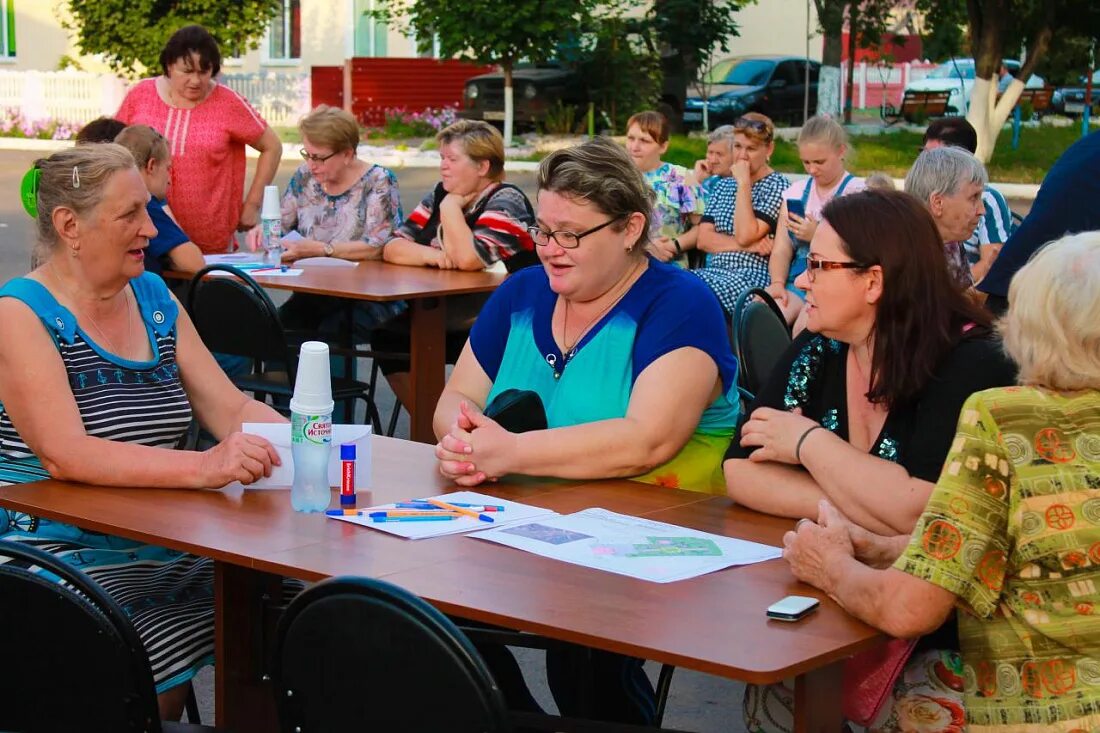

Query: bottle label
left=262, top=217, right=282, bottom=244
left=292, top=413, right=332, bottom=446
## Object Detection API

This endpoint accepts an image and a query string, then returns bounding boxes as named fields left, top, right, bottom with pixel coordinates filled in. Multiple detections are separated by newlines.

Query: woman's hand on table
left=435, top=401, right=517, bottom=486
left=782, top=500, right=855, bottom=593
left=739, top=406, right=821, bottom=464
left=279, top=239, right=326, bottom=263
left=197, top=431, right=281, bottom=488
left=245, top=226, right=263, bottom=252
left=238, top=201, right=261, bottom=232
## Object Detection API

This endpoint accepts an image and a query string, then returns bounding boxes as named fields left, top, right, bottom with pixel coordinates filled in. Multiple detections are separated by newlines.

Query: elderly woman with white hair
left=693, top=124, right=737, bottom=204
left=783, top=230, right=1100, bottom=732
left=904, top=146, right=988, bottom=289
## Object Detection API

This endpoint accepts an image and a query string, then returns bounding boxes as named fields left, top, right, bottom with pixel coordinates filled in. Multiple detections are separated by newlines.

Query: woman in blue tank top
left=0, top=145, right=286, bottom=718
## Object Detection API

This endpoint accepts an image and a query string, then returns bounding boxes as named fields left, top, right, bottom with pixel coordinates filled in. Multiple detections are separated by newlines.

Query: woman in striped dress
left=0, top=145, right=285, bottom=718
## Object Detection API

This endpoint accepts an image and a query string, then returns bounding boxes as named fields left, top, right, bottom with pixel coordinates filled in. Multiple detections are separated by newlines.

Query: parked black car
left=683, top=55, right=820, bottom=129
left=1052, top=70, right=1100, bottom=116
left=458, top=63, right=587, bottom=130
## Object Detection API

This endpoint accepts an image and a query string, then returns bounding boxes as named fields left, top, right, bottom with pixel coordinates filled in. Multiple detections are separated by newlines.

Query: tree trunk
left=845, top=3, right=858, bottom=124
left=503, top=62, right=514, bottom=147
left=816, top=0, right=845, bottom=117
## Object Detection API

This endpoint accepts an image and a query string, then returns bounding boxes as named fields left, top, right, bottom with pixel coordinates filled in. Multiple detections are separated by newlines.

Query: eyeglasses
left=734, top=117, right=773, bottom=141
left=805, top=256, right=868, bottom=282
left=528, top=216, right=624, bottom=249
left=300, top=149, right=340, bottom=163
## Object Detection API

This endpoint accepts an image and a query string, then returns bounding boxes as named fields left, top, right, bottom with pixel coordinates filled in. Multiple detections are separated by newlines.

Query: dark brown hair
left=821, top=189, right=991, bottom=409
left=75, top=117, right=127, bottom=145
left=160, top=25, right=221, bottom=78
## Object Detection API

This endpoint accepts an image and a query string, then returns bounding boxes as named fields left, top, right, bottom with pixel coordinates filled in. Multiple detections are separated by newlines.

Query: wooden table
left=0, top=438, right=882, bottom=733
left=169, top=260, right=507, bottom=443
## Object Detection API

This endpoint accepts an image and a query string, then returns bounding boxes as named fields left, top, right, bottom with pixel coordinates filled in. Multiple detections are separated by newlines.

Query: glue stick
left=340, top=443, right=356, bottom=508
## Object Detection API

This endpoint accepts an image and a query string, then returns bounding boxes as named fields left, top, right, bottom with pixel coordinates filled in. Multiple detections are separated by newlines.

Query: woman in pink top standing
left=116, top=25, right=283, bottom=253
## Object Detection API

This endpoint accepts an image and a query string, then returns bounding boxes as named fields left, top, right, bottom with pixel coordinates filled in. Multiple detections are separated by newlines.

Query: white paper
left=207, top=267, right=303, bottom=277
left=235, top=422, right=373, bottom=489
left=280, top=230, right=304, bottom=242
left=472, top=508, right=782, bottom=583
left=294, top=256, right=357, bottom=268
left=332, top=490, right=558, bottom=540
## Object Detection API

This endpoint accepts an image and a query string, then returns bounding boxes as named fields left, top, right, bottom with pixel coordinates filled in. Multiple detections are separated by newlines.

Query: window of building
left=0, top=0, right=16, bottom=59
left=354, top=0, right=388, bottom=57
left=268, top=0, right=301, bottom=61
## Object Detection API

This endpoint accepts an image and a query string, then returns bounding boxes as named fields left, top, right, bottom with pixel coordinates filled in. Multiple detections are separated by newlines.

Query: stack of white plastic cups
left=290, top=341, right=333, bottom=513
left=260, top=184, right=283, bottom=266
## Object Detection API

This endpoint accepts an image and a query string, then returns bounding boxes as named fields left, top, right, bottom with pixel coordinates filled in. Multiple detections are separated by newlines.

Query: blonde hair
left=734, top=112, right=775, bottom=144
left=34, top=144, right=136, bottom=253
left=113, top=124, right=169, bottom=169
left=299, top=104, right=361, bottom=153
left=1000, top=231, right=1100, bottom=391
left=626, top=110, right=670, bottom=145
left=436, top=120, right=505, bottom=181
left=797, top=115, right=848, bottom=151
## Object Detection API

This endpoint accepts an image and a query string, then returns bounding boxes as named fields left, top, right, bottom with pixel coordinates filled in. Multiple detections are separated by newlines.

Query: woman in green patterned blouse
left=784, top=230, right=1100, bottom=732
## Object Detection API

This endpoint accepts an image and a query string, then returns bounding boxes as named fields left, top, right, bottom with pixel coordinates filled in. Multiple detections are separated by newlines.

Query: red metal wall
left=316, top=58, right=495, bottom=127
left=311, top=66, right=344, bottom=109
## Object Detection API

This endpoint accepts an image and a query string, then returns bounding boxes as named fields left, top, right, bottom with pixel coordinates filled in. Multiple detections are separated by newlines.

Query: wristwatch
left=322, top=242, right=335, bottom=257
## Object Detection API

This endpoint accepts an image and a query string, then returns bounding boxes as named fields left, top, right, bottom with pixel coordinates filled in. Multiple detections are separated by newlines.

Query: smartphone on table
left=766, top=595, right=820, bottom=622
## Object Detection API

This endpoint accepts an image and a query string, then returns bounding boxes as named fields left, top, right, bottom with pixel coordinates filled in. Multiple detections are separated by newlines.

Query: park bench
left=882, top=90, right=952, bottom=125
left=1013, top=86, right=1054, bottom=116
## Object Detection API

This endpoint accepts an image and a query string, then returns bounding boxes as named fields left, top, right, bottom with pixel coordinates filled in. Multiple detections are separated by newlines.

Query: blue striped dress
left=0, top=273, right=213, bottom=693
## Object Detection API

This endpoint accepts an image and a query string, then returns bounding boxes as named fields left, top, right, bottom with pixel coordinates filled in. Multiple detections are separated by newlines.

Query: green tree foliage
left=61, top=0, right=283, bottom=78
left=570, top=13, right=662, bottom=133
left=370, top=0, right=596, bottom=143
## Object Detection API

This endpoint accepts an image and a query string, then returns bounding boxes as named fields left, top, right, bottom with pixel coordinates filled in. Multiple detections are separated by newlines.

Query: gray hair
left=707, top=124, right=736, bottom=149
left=34, top=144, right=136, bottom=256
left=903, top=146, right=987, bottom=204
left=1001, top=230, right=1100, bottom=391
left=537, top=136, right=655, bottom=251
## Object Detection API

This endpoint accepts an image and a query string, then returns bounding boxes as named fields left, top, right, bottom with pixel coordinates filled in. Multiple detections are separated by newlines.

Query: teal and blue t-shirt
left=470, top=258, right=740, bottom=493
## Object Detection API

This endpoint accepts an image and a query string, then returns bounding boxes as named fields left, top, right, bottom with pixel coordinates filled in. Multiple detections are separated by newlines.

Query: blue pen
left=326, top=509, right=365, bottom=516
left=372, top=514, right=458, bottom=523
left=410, top=499, right=505, bottom=510
left=395, top=502, right=502, bottom=512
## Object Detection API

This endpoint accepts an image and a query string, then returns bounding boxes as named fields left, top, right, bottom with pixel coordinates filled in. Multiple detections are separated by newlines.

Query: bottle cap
left=261, top=184, right=281, bottom=220
left=289, top=341, right=334, bottom=415
left=340, top=443, right=356, bottom=461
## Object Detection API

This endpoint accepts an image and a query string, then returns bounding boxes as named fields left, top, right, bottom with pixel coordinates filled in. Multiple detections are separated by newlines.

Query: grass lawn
left=665, top=123, right=1090, bottom=184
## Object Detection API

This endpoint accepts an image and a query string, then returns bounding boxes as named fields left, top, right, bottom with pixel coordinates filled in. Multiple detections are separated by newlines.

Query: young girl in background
left=767, top=116, right=864, bottom=324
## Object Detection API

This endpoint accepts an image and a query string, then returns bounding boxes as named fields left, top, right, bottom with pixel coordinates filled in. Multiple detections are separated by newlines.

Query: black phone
left=786, top=199, right=806, bottom=219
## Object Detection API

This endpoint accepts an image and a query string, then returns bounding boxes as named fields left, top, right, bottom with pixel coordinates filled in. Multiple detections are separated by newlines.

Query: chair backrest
left=186, top=265, right=292, bottom=376
left=732, top=287, right=792, bottom=399
left=273, top=576, right=510, bottom=733
left=0, top=541, right=162, bottom=733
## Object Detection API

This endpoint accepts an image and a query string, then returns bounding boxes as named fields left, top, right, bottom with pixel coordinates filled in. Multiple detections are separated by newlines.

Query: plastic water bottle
left=290, top=341, right=333, bottom=513
left=260, top=184, right=283, bottom=266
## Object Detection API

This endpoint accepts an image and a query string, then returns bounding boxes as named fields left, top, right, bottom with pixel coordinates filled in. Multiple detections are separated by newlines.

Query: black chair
left=272, top=576, right=510, bottom=733
left=1010, top=209, right=1025, bottom=231
left=0, top=540, right=219, bottom=732
left=186, top=265, right=382, bottom=427
left=731, top=287, right=792, bottom=400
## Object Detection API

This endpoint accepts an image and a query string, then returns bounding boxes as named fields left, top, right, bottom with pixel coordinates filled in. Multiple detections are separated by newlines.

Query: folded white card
left=238, top=422, right=372, bottom=489
left=294, top=256, right=357, bottom=268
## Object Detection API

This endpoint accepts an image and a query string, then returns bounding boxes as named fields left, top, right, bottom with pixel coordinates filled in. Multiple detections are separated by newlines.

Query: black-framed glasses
left=300, top=149, right=340, bottom=163
left=528, top=216, right=624, bottom=249
left=805, top=256, right=869, bottom=282
left=734, top=116, right=773, bottom=141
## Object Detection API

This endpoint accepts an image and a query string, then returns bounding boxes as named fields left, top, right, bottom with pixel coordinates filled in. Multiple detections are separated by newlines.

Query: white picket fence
left=0, top=68, right=310, bottom=127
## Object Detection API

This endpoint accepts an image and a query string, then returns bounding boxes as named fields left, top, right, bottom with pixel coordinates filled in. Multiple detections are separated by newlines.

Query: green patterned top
left=895, top=386, right=1100, bottom=732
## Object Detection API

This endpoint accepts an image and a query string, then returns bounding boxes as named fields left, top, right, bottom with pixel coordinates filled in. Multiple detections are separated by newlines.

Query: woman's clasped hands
left=435, top=401, right=518, bottom=486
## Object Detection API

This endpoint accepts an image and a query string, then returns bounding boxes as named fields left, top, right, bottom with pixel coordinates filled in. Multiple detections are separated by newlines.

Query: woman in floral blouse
left=625, top=110, right=704, bottom=266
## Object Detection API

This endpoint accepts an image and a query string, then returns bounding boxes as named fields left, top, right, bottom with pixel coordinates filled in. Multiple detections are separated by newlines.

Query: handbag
left=483, top=389, right=547, bottom=434
left=842, top=637, right=919, bottom=726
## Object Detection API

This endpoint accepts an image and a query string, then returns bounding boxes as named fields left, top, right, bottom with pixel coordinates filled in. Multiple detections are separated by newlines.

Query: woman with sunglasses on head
left=726, top=190, right=1016, bottom=733
left=245, top=105, right=407, bottom=342
left=433, top=136, right=740, bottom=727
left=692, top=113, right=790, bottom=314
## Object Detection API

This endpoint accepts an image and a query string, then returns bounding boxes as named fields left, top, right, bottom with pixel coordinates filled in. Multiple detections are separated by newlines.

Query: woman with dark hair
left=116, top=24, right=282, bottom=253
left=727, top=189, right=1016, bottom=732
